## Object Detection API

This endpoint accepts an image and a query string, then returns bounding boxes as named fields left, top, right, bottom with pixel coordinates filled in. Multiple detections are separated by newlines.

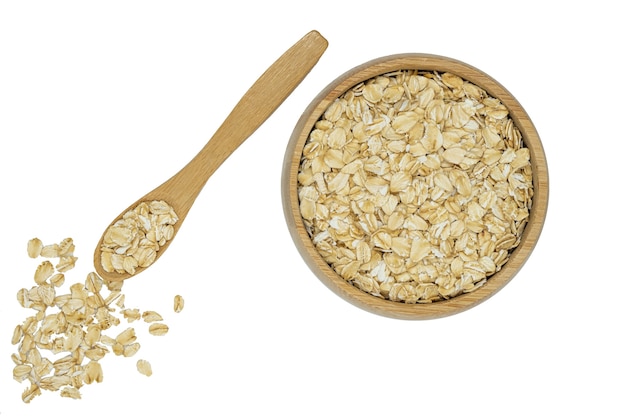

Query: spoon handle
left=167, top=30, right=328, bottom=208
left=94, top=30, right=327, bottom=282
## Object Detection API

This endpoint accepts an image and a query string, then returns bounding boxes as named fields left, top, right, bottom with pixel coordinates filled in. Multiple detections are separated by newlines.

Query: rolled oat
left=173, top=295, right=184, bottom=313
left=136, top=359, right=152, bottom=377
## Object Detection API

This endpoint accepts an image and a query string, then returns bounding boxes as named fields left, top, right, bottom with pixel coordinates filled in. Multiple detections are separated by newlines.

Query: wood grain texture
left=94, top=30, right=328, bottom=281
left=281, top=54, right=549, bottom=320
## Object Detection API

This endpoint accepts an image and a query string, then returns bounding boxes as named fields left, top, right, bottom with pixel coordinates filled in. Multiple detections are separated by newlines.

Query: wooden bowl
left=281, top=54, right=549, bottom=320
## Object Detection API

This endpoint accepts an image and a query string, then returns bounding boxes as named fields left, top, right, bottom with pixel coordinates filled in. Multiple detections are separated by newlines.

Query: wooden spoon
left=94, top=30, right=328, bottom=282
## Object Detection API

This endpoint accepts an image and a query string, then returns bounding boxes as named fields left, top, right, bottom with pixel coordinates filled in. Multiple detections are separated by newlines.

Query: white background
left=1, top=1, right=624, bottom=415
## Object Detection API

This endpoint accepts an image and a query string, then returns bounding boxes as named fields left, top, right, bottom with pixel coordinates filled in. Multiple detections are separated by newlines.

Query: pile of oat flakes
left=99, top=200, right=179, bottom=276
left=298, top=70, right=533, bottom=303
left=11, top=237, right=184, bottom=402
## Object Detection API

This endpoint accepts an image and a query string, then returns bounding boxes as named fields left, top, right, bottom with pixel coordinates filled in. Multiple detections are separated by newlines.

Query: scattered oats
left=100, top=200, right=178, bottom=275
left=297, top=69, right=533, bottom=303
left=174, top=295, right=184, bottom=313
left=148, top=323, right=169, bottom=336
left=12, top=237, right=178, bottom=402
left=136, top=359, right=152, bottom=377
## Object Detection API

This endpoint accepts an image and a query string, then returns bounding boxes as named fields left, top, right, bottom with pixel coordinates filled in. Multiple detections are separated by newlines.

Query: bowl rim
left=281, top=53, right=549, bottom=320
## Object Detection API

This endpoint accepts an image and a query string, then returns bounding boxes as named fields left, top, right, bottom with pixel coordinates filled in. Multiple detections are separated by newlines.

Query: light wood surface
left=282, top=54, right=549, bottom=320
left=94, top=30, right=328, bottom=281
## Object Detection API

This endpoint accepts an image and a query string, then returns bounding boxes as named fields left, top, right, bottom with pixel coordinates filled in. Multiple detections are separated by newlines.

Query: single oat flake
left=27, top=238, right=43, bottom=258
left=148, top=323, right=169, bottom=336
left=136, top=359, right=152, bottom=377
left=297, top=70, right=533, bottom=304
left=173, top=295, right=184, bottom=313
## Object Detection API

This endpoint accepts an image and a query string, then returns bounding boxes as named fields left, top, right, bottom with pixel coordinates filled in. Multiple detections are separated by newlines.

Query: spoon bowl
left=94, top=30, right=328, bottom=281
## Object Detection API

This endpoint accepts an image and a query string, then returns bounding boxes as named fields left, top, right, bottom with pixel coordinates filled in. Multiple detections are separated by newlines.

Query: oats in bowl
left=282, top=54, right=548, bottom=319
